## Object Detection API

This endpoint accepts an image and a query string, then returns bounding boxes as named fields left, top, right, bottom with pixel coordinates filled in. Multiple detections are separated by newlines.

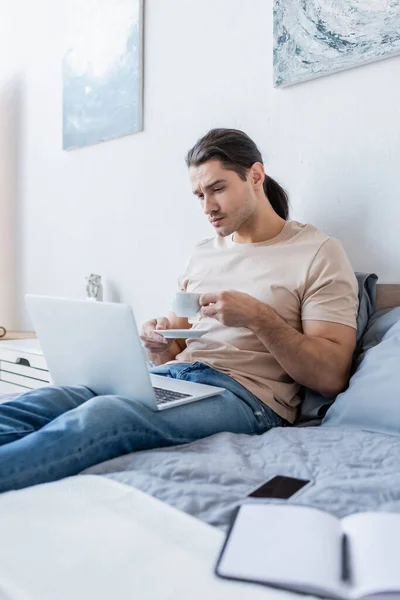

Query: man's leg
left=0, top=386, right=272, bottom=494
left=0, top=385, right=95, bottom=446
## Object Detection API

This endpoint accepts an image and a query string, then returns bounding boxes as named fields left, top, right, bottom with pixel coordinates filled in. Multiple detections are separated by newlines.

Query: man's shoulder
left=195, top=236, right=216, bottom=248
left=286, top=222, right=351, bottom=272
left=191, top=235, right=223, bottom=252
left=286, top=221, right=331, bottom=247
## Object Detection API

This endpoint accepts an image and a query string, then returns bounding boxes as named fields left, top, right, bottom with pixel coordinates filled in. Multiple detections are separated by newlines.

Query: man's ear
left=250, top=162, right=265, bottom=190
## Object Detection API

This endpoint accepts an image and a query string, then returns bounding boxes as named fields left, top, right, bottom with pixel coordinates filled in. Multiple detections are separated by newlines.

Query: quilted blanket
left=84, top=426, right=400, bottom=531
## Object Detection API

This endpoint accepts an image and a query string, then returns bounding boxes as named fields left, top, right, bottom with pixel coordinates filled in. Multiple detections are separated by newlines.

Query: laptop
left=24, top=294, right=225, bottom=410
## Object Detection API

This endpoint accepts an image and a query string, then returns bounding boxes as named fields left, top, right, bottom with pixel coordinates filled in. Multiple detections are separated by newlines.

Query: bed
left=82, top=283, right=400, bottom=529
left=2, top=284, right=399, bottom=533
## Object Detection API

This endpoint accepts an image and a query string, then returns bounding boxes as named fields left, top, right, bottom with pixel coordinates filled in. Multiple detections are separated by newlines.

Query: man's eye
left=213, top=188, right=224, bottom=193
left=198, top=194, right=204, bottom=200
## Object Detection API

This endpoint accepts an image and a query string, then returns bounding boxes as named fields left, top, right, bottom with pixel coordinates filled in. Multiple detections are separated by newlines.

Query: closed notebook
left=216, top=503, right=400, bottom=600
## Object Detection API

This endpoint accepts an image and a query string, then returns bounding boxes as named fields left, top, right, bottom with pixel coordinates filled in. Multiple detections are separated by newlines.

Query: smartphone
left=247, top=475, right=311, bottom=500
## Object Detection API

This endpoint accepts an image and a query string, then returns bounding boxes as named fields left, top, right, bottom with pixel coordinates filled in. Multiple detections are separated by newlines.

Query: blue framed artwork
left=274, top=1, right=400, bottom=87
left=63, top=0, right=144, bottom=150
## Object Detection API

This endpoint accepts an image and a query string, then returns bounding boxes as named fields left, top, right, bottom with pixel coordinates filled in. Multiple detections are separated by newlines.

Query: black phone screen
left=247, top=475, right=310, bottom=500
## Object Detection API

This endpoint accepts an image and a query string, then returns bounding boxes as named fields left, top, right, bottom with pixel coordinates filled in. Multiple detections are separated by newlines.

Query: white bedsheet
left=0, top=475, right=284, bottom=600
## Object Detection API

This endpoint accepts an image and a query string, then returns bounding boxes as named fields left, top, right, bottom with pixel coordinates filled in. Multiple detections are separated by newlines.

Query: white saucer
left=155, top=329, right=207, bottom=339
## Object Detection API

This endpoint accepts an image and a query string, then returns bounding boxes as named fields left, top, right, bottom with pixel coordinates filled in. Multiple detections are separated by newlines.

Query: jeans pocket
left=254, top=401, right=285, bottom=431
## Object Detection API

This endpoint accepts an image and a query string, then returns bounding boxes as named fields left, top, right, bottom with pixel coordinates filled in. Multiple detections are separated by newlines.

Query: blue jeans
left=0, top=362, right=284, bottom=493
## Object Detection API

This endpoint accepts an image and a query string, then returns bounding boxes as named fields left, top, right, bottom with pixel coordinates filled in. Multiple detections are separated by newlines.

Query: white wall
left=1, top=0, right=400, bottom=331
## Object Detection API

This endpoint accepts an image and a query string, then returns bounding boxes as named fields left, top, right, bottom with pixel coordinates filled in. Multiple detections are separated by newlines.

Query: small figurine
left=85, top=274, right=103, bottom=301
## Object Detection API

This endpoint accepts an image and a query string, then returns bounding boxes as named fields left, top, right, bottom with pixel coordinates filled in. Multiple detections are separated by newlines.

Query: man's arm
left=199, top=291, right=356, bottom=398
left=142, top=312, right=191, bottom=367
left=248, top=304, right=356, bottom=397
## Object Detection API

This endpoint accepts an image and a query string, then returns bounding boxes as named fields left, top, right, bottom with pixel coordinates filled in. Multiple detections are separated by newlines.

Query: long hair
left=186, top=128, right=289, bottom=220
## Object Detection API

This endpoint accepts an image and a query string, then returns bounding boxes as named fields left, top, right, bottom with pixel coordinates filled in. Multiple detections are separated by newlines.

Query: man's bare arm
left=199, top=290, right=356, bottom=398
left=249, top=305, right=356, bottom=397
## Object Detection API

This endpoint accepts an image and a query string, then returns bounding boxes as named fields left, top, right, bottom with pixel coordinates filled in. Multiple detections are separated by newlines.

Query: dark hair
left=186, top=128, right=289, bottom=220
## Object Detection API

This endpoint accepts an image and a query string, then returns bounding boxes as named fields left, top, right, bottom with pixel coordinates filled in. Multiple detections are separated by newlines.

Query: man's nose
left=203, top=195, right=218, bottom=215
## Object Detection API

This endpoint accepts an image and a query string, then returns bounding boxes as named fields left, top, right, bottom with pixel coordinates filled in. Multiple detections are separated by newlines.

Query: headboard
left=376, top=284, right=400, bottom=311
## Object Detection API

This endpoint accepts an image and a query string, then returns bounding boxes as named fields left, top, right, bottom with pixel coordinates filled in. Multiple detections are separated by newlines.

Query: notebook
left=216, top=503, right=400, bottom=599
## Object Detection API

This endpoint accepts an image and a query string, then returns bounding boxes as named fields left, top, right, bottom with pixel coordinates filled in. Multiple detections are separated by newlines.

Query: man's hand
left=140, top=317, right=175, bottom=354
left=140, top=312, right=191, bottom=367
left=199, top=290, right=262, bottom=328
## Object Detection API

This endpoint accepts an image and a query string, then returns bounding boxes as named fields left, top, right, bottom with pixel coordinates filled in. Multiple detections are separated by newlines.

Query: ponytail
left=263, top=175, right=289, bottom=220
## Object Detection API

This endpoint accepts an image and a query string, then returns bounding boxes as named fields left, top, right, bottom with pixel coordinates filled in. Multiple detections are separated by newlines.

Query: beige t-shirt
left=171, top=221, right=359, bottom=423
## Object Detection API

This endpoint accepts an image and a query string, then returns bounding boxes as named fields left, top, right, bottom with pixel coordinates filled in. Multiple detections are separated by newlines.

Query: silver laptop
left=25, top=295, right=225, bottom=410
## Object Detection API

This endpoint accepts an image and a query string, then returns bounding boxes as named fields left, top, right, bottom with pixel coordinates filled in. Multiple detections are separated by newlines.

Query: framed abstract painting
left=274, top=0, right=400, bottom=87
left=63, top=0, right=144, bottom=150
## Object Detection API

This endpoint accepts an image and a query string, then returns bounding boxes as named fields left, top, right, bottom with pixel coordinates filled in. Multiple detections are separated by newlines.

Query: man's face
left=190, top=160, right=256, bottom=237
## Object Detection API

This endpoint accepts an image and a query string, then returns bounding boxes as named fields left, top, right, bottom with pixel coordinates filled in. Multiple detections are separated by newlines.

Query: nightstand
left=0, top=337, right=51, bottom=394
left=0, top=330, right=37, bottom=341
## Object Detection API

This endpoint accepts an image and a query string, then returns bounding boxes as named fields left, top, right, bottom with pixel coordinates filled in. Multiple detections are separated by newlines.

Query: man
left=0, top=129, right=358, bottom=493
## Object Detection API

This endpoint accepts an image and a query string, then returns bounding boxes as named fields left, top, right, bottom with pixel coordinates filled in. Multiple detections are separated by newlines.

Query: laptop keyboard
left=153, top=387, right=192, bottom=406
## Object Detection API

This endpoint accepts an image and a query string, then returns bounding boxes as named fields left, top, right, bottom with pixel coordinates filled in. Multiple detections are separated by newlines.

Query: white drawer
left=0, top=360, right=51, bottom=383
left=0, top=347, right=48, bottom=370
left=0, top=369, right=51, bottom=390
left=0, top=380, right=29, bottom=396
left=0, top=339, right=51, bottom=393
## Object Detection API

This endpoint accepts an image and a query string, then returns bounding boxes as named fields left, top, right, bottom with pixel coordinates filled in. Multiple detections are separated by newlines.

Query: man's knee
left=82, top=394, right=144, bottom=418
left=31, top=385, right=96, bottom=412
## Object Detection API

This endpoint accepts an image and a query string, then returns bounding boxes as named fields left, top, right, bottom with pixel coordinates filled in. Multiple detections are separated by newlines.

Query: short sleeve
left=301, top=238, right=359, bottom=329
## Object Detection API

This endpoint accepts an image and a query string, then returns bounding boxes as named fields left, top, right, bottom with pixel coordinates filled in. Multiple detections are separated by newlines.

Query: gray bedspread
left=84, top=426, right=400, bottom=531
left=2, top=392, right=399, bottom=532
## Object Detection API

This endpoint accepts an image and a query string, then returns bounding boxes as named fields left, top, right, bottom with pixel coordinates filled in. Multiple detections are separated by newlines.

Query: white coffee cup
left=172, top=292, right=201, bottom=317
